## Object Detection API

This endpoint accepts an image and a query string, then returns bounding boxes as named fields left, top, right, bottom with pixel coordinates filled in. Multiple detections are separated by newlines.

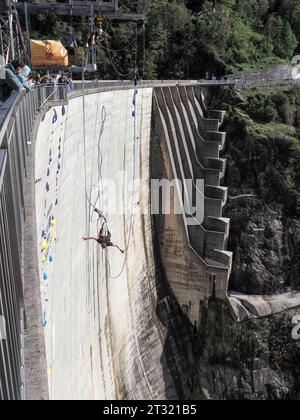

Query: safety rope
left=39, top=85, right=60, bottom=109
left=104, top=36, right=135, bottom=78
left=106, top=87, right=139, bottom=280
left=97, top=36, right=137, bottom=53
left=86, top=90, right=102, bottom=224
left=100, top=20, right=145, bottom=80
left=81, top=68, right=93, bottom=314
left=85, top=87, right=139, bottom=280
left=83, top=24, right=142, bottom=278
left=85, top=104, right=106, bottom=242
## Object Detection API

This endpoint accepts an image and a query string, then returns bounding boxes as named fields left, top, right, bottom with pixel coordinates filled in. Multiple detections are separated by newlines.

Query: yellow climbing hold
left=51, top=219, right=57, bottom=227
left=41, top=255, right=47, bottom=264
left=50, top=231, right=56, bottom=239
left=42, top=240, right=48, bottom=251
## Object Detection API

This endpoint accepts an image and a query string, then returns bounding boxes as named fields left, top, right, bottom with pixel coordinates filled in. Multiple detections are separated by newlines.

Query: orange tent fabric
left=30, top=40, right=69, bottom=67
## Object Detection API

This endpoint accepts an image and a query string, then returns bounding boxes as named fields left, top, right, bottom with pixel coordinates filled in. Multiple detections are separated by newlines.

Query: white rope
left=81, top=69, right=93, bottom=313
left=106, top=88, right=139, bottom=279
left=39, top=85, right=61, bottom=109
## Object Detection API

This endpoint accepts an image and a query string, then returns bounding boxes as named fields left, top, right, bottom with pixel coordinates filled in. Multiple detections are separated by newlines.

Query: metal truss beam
left=0, top=9, right=24, bottom=62
left=16, top=2, right=145, bottom=21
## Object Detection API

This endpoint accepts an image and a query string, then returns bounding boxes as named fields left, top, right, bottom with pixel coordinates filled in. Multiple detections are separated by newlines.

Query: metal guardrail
left=0, top=85, right=66, bottom=400
left=71, top=77, right=300, bottom=94
left=0, top=149, right=25, bottom=400
left=72, top=79, right=202, bottom=91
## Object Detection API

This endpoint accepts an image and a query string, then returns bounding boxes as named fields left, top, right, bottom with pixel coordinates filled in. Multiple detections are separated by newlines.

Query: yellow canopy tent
left=30, top=40, right=69, bottom=68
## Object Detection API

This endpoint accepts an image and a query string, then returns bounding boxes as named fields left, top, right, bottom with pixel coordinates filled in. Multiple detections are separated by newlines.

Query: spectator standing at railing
left=58, top=74, right=73, bottom=94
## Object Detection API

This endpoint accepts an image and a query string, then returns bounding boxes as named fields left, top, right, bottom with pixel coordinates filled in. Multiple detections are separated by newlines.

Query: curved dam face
left=35, top=88, right=174, bottom=400
left=33, top=84, right=232, bottom=400
left=3, top=82, right=300, bottom=400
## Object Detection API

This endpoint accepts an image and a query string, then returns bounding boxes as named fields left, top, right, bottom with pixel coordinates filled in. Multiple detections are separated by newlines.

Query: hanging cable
left=86, top=104, right=107, bottom=220
left=138, top=21, right=146, bottom=80
left=39, top=85, right=60, bottom=109
left=94, top=16, right=146, bottom=80
left=81, top=67, right=93, bottom=313
left=104, top=35, right=135, bottom=78
left=106, top=88, right=139, bottom=279
left=96, top=34, right=137, bottom=53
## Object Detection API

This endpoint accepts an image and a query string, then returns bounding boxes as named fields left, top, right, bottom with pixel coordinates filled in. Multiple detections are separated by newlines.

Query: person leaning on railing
left=0, top=64, right=23, bottom=103
left=2, top=60, right=32, bottom=94
left=11, top=60, right=33, bottom=92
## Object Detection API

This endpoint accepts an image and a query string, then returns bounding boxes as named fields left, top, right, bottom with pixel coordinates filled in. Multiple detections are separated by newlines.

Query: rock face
left=152, top=84, right=300, bottom=399
left=184, top=85, right=300, bottom=400
left=211, top=85, right=300, bottom=296
left=192, top=301, right=300, bottom=400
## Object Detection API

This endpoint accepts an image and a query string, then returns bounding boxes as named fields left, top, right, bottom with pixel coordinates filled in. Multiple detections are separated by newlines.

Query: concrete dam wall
left=3, top=82, right=300, bottom=399
left=33, top=84, right=232, bottom=400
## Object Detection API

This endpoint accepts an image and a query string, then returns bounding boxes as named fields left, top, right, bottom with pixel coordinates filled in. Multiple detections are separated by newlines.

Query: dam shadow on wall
left=150, top=109, right=199, bottom=400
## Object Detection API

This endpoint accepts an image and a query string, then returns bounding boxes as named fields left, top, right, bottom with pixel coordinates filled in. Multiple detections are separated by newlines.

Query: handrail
left=0, top=83, right=66, bottom=400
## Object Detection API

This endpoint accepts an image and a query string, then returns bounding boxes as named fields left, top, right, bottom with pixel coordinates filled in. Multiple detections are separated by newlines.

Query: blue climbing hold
left=43, top=310, right=47, bottom=327
left=49, top=255, right=53, bottom=263
left=43, top=272, right=48, bottom=281
left=52, top=109, right=58, bottom=124
left=62, top=105, right=66, bottom=116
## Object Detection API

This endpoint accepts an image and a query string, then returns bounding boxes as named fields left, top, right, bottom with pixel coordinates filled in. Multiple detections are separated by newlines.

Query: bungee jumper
left=82, top=209, right=124, bottom=253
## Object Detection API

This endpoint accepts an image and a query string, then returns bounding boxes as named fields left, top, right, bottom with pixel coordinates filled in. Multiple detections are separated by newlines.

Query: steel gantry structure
left=0, top=1, right=146, bottom=70
left=0, top=1, right=27, bottom=63
left=17, top=1, right=145, bottom=20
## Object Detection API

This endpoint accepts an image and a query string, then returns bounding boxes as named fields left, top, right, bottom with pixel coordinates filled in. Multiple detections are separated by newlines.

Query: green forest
left=30, top=0, right=300, bottom=79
